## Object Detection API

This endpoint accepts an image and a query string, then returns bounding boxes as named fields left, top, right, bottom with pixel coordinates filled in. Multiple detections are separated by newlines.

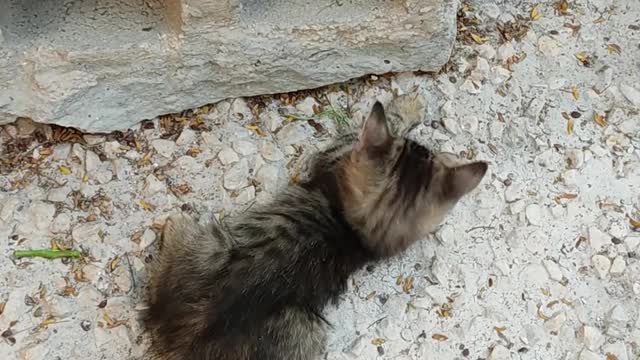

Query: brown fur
left=144, top=98, right=488, bottom=360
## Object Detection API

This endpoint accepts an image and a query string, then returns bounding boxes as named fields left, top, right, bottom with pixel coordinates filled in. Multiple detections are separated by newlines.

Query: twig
left=14, top=249, right=81, bottom=259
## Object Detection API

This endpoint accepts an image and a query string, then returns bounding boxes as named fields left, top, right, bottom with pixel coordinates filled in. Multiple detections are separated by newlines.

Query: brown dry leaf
left=103, top=312, right=127, bottom=329
left=575, top=52, right=592, bottom=67
left=432, top=334, right=449, bottom=342
left=540, top=287, right=551, bottom=297
left=82, top=174, right=89, bottom=183
left=437, top=306, right=451, bottom=318
left=571, top=85, right=580, bottom=100
left=566, top=117, right=575, bottom=135
left=630, top=217, right=640, bottom=229
left=554, top=193, right=578, bottom=204
left=607, top=43, right=622, bottom=55
left=396, top=275, right=404, bottom=286
left=0, top=302, right=5, bottom=316
left=171, top=183, right=192, bottom=196
left=51, top=239, right=71, bottom=251
left=186, top=147, right=201, bottom=157
left=560, top=298, right=575, bottom=307
left=470, top=33, right=486, bottom=44
left=403, top=276, right=414, bottom=294
left=73, top=267, right=89, bottom=283
left=371, top=338, right=386, bottom=346
left=537, top=307, right=551, bottom=320
left=593, top=113, right=607, bottom=127
left=245, top=124, right=266, bottom=137
left=564, top=23, right=581, bottom=37
left=107, top=256, right=120, bottom=273
left=554, top=0, right=569, bottom=15
left=38, top=316, right=57, bottom=329
left=58, top=165, right=72, bottom=175
left=606, top=353, right=619, bottom=360
left=494, top=326, right=507, bottom=334
left=140, top=199, right=156, bottom=212
left=366, top=291, right=377, bottom=301
left=530, top=5, right=541, bottom=20
left=62, top=277, right=78, bottom=297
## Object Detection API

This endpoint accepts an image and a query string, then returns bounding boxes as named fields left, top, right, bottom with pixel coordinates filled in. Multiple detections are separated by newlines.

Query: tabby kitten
left=144, top=100, right=488, bottom=360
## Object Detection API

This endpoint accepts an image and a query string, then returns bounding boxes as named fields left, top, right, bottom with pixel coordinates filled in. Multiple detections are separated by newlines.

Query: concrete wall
left=0, top=0, right=459, bottom=132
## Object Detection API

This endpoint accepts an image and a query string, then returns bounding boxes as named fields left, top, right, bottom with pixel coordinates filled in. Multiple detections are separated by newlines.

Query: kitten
left=144, top=100, right=487, bottom=360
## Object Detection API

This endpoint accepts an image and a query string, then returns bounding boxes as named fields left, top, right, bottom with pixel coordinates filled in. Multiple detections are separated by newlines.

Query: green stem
left=13, top=249, right=81, bottom=259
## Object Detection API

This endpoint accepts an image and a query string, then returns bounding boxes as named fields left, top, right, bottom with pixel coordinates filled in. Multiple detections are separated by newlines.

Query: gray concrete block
left=0, top=0, right=459, bottom=132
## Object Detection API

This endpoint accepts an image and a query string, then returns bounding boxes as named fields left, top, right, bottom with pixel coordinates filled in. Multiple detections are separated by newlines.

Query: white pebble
left=609, top=256, right=626, bottom=275
left=489, top=345, right=511, bottom=360
left=566, top=149, right=585, bottom=169
left=620, top=84, right=640, bottom=106
left=144, top=174, right=166, bottom=196
left=591, top=255, right=611, bottom=279
left=218, top=147, right=240, bottom=165
left=579, top=349, right=600, bottom=360
left=580, top=325, right=604, bottom=352
left=152, top=139, right=176, bottom=158
left=260, top=142, right=284, bottom=162
left=588, top=227, right=611, bottom=252
left=525, top=204, right=544, bottom=226
left=542, top=260, right=563, bottom=282
left=176, top=128, right=196, bottom=146
left=233, top=140, right=257, bottom=156
left=223, top=158, right=250, bottom=191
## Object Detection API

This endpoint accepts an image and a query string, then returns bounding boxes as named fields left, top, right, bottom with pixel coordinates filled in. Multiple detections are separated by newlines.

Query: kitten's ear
left=355, top=102, right=391, bottom=154
left=443, top=162, right=488, bottom=200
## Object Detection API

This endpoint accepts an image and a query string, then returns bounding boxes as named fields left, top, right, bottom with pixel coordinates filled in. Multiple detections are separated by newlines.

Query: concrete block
left=0, top=0, right=459, bottom=132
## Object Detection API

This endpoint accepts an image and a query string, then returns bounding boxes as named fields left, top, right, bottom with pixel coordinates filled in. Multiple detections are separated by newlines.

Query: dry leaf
left=537, top=307, right=551, bottom=320
left=494, top=326, right=507, bottom=334
left=0, top=302, right=5, bottom=316
left=566, top=117, right=574, bottom=135
left=38, top=316, right=57, bottom=329
left=186, top=147, right=201, bottom=157
left=58, top=165, right=72, bottom=175
left=432, top=334, right=449, bottom=341
left=103, top=312, right=127, bottom=329
left=403, top=276, right=414, bottom=294
left=593, top=113, right=607, bottom=127
left=244, top=124, right=266, bottom=137
left=366, top=291, right=377, bottom=300
left=606, top=353, right=619, bottom=360
left=371, top=338, right=386, bottom=346
left=607, top=43, right=622, bottom=55
left=530, top=5, right=541, bottom=20
left=140, top=199, right=156, bottom=212
left=470, top=33, right=486, bottom=44
left=554, top=0, right=569, bottom=15
left=575, top=52, right=592, bottom=67
left=571, top=85, right=579, bottom=100
left=540, top=287, right=551, bottom=297
left=554, top=193, right=578, bottom=204
left=108, top=256, right=120, bottom=273
left=630, top=217, right=640, bottom=229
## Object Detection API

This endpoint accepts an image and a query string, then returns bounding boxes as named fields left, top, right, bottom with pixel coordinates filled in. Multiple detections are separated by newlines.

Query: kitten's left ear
left=443, top=162, right=488, bottom=200
left=354, top=102, right=392, bottom=155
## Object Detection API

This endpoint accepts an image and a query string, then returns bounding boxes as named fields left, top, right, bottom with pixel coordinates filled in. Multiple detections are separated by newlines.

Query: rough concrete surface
left=1, top=0, right=640, bottom=359
left=0, top=0, right=458, bottom=132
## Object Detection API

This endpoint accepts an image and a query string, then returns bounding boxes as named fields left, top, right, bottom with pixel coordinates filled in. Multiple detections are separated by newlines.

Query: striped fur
left=144, top=99, right=487, bottom=360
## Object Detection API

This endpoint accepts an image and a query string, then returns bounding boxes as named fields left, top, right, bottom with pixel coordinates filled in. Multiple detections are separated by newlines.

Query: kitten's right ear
left=354, top=102, right=391, bottom=155
left=442, top=161, right=488, bottom=201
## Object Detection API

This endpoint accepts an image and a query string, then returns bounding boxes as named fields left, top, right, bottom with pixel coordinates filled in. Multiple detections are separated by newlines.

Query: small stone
left=477, top=43, right=496, bottom=60
left=544, top=311, right=566, bottom=332
left=112, top=159, right=132, bottom=180
left=201, top=132, right=222, bottom=149
left=441, top=117, right=460, bottom=134
left=113, top=266, right=132, bottom=293
left=580, top=325, right=605, bottom=352
left=592, top=255, right=611, bottom=279
left=296, top=97, right=319, bottom=116
left=16, top=117, right=36, bottom=136
left=264, top=111, right=283, bottom=132
left=603, top=342, right=630, bottom=360
left=542, top=260, right=563, bottom=282
left=489, top=345, right=511, bottom=360
left=578, top=349, right=600, bottom=360
left=566, top=149, right=584, bottom=169
left=218, top=146, right=240, bottom=165
left=619, top=118, right=640, bottom=136
left=277, top=122, right=312, bottom=145
left=23, top=202, right=56, bottom=233
left=83, top=134, right=105, bottom=145
left=497, top=42, right=516, bottom=61
left=50, top=213, right=72, bottom=233
left=144, top=174, right=166, bottom=196
left=52, top=143, right=71, bottom=160
left=47, top=186, right=72, bottom=202
left=609, top=256, right=625, bottom=275
left=176, top=128, right=196, bottom=146
left=235, top=186, right=256, bottom=204
left=620, top=84, right=640, bottom=106
left=103, top=141, right=121, bottom=159
left=80, top=320, right=92, bottom=331
left=588, top=227, right=611, bottom=252
left=524, top=324, right=545, bottom=346
left=223, top=158, right=250, bottom=191
left=525, top=204, right=544, bottom=226
left=460, top=79, right=481, bottom=94
left=436, top=225, right=455, bottom=245
left=152, top=139, right=176, bottom=158
left=537, top=36, right=560, bottom=57
left=85, top=150, right=101, bottom=173
left=625, top=236, right=640, bottom=252
left=72, top=223, right=104, bottom=244
left=400, top=328, right=413, bottom=342
left=138, top=229, right=156, bottom=250
left=260, top=142, right=284, bottom=162
left=255, top=164, right=284, bottom=193
left=233, top=140, right=257, bottom=156
left=459, top=116, right=478, bottom=134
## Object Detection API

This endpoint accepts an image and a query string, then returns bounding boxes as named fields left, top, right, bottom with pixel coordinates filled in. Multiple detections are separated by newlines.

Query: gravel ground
left=1, top=0, right=640, bottom=359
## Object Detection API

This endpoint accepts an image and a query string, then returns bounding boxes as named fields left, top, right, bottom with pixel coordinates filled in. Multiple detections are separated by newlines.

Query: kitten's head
left=336, top=102, right=487, bottom=257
